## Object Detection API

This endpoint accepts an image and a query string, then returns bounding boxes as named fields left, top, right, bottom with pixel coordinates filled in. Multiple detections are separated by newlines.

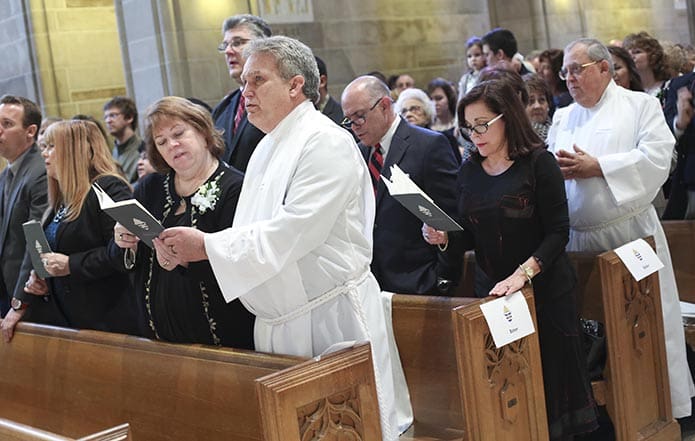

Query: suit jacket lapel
left=0, top=168, right=10, bottom=244
left=376, top=119, right=410, bottom=206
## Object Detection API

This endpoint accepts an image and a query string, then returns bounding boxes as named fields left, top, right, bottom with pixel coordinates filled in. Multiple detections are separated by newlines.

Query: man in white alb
left=157, top=36, right=413, bottom=440
left=547, top=37, right=695, bottom=418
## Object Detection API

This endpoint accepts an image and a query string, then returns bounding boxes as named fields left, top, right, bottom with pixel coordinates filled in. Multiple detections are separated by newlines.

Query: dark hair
left=623, top=31, right=671, bottom=80
left=144, top=96, right=224, bottom=174
left=366, top=71, right=388, bottom=84
left=315, top=56, right=327, bottom=77
left=186, top=97, right=213, bottom=113
left=458, top=80, right=543, bottom=162
left=607, top=45, right=644, bottom=91
left=482, top=28, right=518, bottom=59
left=71, top=114, right=110, bottom=144
left=427, top=77, right=457, bottom=117
left=0, top=95, right=42, bottom=140
left=221, top=14, right=271, bottom=38
left=539, top=48, right=568, bottom=93
left=522, top=73, right=555, bottom=114
left=103, top=96, right=138, bottom=130
left=466, top=36, right=483, bottom=50
left=478, top=67, right=529, bottom=106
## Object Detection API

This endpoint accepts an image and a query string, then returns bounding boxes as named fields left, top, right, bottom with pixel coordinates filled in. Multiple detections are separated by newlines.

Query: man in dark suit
left=315, top=56, right=344, bottom=125
left=0, top=95, right=48, bottom=324
left=663, top=71, right=695, bottom=219
left=341, top=76, right=460, bottom=295
left=211, top=14, right=271, bottom=172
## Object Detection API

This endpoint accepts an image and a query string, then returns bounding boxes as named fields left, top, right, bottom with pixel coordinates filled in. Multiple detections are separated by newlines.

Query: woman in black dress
left=9, top=120, right=138, bottom=337
left=113, top=96, right=254, bottom=349
left=423, top=80, right=598, bottom=440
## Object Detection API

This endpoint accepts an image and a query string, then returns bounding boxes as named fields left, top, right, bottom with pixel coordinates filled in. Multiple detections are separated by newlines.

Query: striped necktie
left=233, top=95, right=246, bottom=135
left=368, top=143, right=384, bottom=193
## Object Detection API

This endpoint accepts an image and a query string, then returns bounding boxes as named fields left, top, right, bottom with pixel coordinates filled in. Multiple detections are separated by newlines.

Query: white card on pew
left=614, top=238, right=664, bottom=282
left=479, top=291, right=535, bottom=348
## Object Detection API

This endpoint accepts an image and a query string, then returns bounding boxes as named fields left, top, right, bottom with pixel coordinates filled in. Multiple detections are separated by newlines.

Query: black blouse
left=451, top=149, right=575, bottom=303
left=126, top=161, right=254, bottom=349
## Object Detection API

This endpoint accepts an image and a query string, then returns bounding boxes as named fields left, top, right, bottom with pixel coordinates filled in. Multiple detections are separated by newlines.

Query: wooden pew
left=570, top=245, right=680, bottom=441
left=0, top=419, right=129, bottom=441
left=0, top=419, right=130, bottom=441
left=662, top=220, right=695, bottom=303
left=392, top=288, right=548, bottom=440
left=662, top=220, right=695, bottom=350
left=0, top=322, right=382, bottom=441
left=450, top=244, right=679, bottom=440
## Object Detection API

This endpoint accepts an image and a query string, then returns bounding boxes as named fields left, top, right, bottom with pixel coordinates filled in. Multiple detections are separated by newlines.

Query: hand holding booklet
left=381, top=164, right=463, bottom=231
left=22, top=220, right=52, bottom=279
left=92, top=183, right=163, bottom=248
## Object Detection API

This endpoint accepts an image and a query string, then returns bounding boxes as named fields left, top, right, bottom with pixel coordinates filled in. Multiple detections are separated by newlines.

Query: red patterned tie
left=233, top=94, right=246, bottom=135
left=368, top=143, right=384, bottom=194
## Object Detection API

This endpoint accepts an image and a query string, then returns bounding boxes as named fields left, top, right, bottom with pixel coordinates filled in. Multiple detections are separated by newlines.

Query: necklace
left=53, top=205, right=69, bottom=223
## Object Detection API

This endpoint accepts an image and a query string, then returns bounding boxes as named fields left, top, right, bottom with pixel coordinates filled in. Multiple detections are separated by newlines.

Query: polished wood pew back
left=392, top=289, right=548, bottom=440
left=0, top=322, right=381, bottom=441
left=570, top=244, right=680, bottom=441
left=0, top=419, right=130, bottom=441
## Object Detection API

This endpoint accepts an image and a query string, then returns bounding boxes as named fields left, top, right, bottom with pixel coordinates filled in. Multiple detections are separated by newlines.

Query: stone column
left=0, top=0, right=41, bottom=103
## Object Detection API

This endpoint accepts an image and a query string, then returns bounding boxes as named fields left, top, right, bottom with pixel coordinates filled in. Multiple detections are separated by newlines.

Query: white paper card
left=479, top=291, right=535, bottom=348
left=614, top=238, right=664, bottom=282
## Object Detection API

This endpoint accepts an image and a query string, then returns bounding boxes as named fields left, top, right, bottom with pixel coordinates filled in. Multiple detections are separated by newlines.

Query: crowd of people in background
left=2, top=15, right=695, bottom=441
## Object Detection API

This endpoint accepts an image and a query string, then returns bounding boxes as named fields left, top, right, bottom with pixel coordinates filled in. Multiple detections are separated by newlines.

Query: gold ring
left=163, top=260, right=170, bottom=267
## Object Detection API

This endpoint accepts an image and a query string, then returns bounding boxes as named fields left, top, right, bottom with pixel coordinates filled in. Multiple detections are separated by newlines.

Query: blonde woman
left=4, top=120, right=138, bottom=342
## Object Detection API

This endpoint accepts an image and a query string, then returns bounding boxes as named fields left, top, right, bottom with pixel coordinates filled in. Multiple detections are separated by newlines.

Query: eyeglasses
left=39, top=143, right=55, bottom=153
left=558, top=60, right=599, bottom=80
left=460, top=113, right=504, bottom=137
left=217, top=38, right=251, bottom=52
left=399, top=105, right=423, bottom=116
left=341, top=98, right=384, bottom=128
left=103, top=112, right=122, bottom=120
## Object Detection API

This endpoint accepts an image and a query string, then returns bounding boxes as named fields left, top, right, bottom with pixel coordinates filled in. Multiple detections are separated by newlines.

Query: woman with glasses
left=423, top=80, right=598, bottom=441
left=7, top=120, right=139, bottom=340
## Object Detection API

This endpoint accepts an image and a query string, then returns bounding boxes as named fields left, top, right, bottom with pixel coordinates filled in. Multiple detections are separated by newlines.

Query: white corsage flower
left=191, top=180, right=221, bottom=214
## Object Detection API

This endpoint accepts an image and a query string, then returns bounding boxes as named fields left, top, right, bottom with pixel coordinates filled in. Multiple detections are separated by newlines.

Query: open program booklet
left=22, top=220, right=52, bottom=279
left=381, top=164, right=463, bottom=231
left=92, top=183, right=164, bottom=248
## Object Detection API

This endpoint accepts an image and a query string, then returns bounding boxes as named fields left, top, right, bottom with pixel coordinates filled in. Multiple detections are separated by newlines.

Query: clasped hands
left=114, top=223, right=207, bottom=271
left=555, top=144, right=602, bottom=180
left=421, top=224, right=528, bottom=297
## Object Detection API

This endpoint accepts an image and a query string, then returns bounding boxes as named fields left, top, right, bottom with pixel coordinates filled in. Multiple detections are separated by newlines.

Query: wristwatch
left=11, top=297, right=28, bottom=311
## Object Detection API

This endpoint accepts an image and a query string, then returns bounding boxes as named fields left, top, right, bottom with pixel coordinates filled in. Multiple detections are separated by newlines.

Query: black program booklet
left=22, top=220, right=52, bottom=279
left=381, top=164, right=463, bottom=232
left=92, top=183, right=164, bottom=248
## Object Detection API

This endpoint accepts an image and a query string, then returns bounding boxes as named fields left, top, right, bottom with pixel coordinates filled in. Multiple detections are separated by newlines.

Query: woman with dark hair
left=523, top=73, right=554, bottom=141
left=539, top=48, right=573, bottom=109
left=423, top=80, right=598, bottom=441
left=112, top=96, right=254, bottom=349
left=608, top=45, right=644, bottom=91
left=623, top=31, right=672, bottom=104
left=427, top=77, right=457, bottom=131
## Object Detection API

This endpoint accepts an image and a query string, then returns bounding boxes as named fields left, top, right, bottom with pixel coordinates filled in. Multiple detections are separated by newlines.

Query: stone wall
left=1, top=0, right=692, bottom=124
left=0, top=0, right=40, bottom=104
left=28, top=0, right=125, bottom=120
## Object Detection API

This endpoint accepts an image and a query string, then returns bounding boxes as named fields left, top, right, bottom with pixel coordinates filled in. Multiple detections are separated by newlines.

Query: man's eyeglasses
left=217, top=38, right=251, bottom=52
left=103, top=112, right=122, bottom=121
left=460, top=113, right=504, bottom=137
left=399, top=105, right=423, bottom=116
left=341, top=97, right=384, bottom=128
left=558, top=60, right=599, bottom=80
